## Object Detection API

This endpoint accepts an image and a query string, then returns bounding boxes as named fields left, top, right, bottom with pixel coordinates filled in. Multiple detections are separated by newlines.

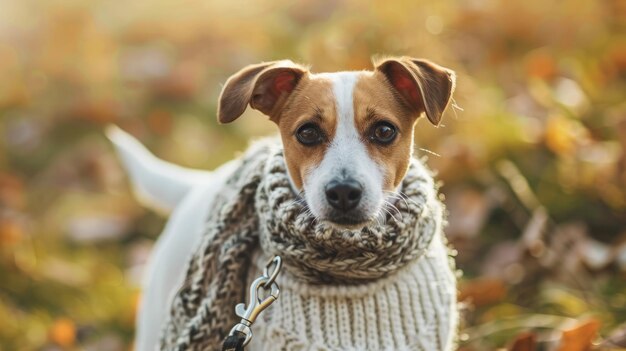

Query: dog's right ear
left=218, top=60, right=308, bottom=124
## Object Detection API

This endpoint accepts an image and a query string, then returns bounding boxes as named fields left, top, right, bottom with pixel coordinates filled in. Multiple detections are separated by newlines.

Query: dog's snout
left=325, top=179, right=363, bottom=211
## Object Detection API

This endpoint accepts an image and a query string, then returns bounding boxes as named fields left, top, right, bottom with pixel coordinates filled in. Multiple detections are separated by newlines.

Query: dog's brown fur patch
left=276, top=74, right=336, bottom=190
left=354, top=71, right=419, bottom=190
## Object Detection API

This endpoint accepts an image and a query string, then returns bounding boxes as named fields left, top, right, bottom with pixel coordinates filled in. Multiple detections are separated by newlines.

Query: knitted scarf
left=160, top=139, right=442, bottom=350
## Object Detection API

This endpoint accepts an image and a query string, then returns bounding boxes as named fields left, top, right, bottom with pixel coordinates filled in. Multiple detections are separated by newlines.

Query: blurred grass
left=0, top=0, right=625, bottom=350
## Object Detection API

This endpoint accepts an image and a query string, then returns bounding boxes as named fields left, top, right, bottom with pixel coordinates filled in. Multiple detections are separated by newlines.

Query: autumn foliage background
left=1, top=0, right=625, bottom=350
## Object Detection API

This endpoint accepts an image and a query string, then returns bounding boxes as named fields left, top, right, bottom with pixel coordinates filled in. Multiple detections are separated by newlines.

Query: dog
left=108, top=56, right=457, bottom=350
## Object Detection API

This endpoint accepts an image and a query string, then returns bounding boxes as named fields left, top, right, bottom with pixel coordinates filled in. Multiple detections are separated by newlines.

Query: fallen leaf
left=556, top=319, right=600, bottom=351
left=49, top=318, right=76, bottom=347
left=0, top=216, right=24, bottom=247
left=459, top=278, right=507, bottom=307
left=509, top=332, right=537, bottom=351
left=525, top=49, right=557, bottom=80
left=545, top=116, right=573, bottom=156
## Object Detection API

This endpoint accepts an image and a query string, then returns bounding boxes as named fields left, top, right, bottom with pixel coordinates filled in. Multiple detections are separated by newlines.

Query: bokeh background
left=1, top=0, right=625, bottom=350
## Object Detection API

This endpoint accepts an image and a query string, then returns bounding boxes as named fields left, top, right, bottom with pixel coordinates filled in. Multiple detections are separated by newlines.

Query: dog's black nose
left=325, top=179, right=363, bottom=211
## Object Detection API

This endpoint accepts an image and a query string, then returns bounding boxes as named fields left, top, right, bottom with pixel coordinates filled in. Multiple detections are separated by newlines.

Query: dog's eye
left=296, top=124, right=324, bottom=146
left=370, top=122, right=397, bottom=145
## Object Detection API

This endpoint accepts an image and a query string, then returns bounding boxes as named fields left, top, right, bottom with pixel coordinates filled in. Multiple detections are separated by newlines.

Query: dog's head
left=218, top=57, right=455, bottom=228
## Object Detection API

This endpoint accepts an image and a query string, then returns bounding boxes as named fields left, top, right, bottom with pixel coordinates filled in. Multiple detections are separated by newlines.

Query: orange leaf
left=509, top=332, right=537, bottom=351
left=0, top=218, right=23, bottom=247
left=459, top=278, right=507, bottom=307
left=545, top=116, right=575, bottom=155
left=49, top=317, right=76, bottom=347
left=556, top=319, right=601, bottom=351
left=525, top=49, right=557, bottom=80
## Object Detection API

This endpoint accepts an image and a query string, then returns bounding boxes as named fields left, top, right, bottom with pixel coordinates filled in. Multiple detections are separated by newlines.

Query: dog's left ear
left=375, top=57, right=456, bottom=126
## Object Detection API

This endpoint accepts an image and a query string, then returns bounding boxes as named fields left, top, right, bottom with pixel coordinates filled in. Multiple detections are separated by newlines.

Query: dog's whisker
left=383, top=190, right=410, bottom=210
left=380, top=201, right=401, bottom=223
left=374, top=211, right=384, bottom=226
left=385, top=202, right=402, bottom=218
left=418, top=148, right=441, bottom=158
left=382, top=195, right=402, bottom=209
left=387, top=199, right=402, bottom=212
left=380, top=208, right=394, bottom=223
left=396, top=191, right=420, bottom=207
left=450, top=97, right=463, bottom=120
left=384, top=206, right=401, bottom=223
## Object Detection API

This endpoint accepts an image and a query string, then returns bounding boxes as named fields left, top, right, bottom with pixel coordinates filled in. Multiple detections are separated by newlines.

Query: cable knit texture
left=248, top=230, right=457, bottom=351
left=160, top=139, right=458, bottom=350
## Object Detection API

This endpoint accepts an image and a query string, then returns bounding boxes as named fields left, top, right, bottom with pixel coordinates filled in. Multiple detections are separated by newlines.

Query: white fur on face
left=303, top=72, right=385, bottom=224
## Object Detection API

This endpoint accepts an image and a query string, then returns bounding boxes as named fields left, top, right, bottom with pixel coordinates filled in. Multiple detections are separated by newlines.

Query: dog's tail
left=105, top=125, right=210, bottom=214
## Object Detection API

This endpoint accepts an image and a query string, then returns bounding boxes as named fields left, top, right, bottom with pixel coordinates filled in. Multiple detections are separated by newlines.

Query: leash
left=222, top=256, right=282, bottom=351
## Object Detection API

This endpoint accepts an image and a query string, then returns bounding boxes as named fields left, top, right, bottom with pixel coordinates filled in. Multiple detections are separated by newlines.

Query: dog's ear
left=374, top=57, right=456, bottom=126
left=218, top=60, right=308, bottom=123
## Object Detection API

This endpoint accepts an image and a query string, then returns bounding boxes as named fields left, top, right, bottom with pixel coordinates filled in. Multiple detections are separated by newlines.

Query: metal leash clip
left=227, top=255, right=282, bottom=347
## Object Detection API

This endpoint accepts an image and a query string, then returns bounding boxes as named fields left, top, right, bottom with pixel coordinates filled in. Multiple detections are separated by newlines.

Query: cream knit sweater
left=247, top=230, right=458, bottom=351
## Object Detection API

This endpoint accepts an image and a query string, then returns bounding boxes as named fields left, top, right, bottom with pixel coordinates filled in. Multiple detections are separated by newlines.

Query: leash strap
left=221, top=256, right=282, bottom=351
left=222, top=331, right=246, bottom=351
